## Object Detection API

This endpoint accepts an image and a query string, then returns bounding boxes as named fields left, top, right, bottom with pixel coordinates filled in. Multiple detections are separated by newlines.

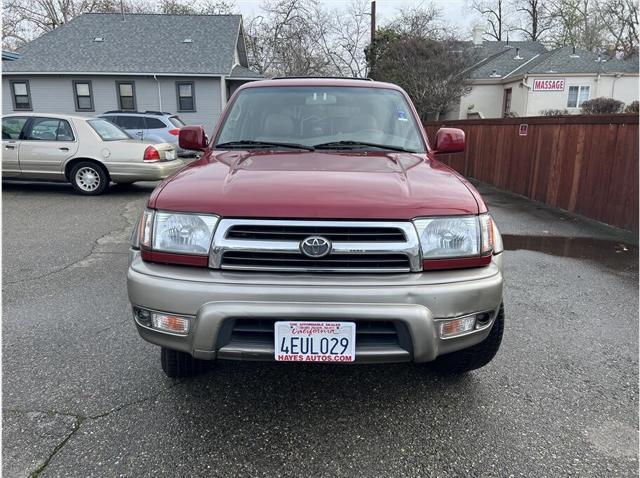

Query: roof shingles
left=4, top=13, right=261, bottom=76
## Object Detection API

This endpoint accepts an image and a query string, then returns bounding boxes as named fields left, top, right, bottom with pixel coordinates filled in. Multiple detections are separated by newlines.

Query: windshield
left=215, top=86, right=425, bottom=152
left=88, top=119, right=131, bottom=141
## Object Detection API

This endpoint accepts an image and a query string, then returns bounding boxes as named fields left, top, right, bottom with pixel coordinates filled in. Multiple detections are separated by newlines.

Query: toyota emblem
left=300, top=236, right=332, bottom=258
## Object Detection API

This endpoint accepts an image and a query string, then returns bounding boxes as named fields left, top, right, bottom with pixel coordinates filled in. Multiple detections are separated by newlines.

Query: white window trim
left=567, top=85, right=591, bottom=108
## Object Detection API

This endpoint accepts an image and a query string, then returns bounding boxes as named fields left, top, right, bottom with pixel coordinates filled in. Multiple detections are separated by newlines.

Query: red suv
left=127, top=78, right=504, bottom=378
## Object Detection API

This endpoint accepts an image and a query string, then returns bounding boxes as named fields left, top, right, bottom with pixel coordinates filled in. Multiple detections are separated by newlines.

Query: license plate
left=165, top=150, right=175, bottom=160
left=274, top=321, right=356, bottom=362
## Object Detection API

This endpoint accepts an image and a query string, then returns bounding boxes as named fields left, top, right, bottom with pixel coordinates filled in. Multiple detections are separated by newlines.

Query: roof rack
left=102, top=110, right=173, bottom=115
left=144, top=110, right=173, bottom=115
left=271, top=76, right=373, bottom=81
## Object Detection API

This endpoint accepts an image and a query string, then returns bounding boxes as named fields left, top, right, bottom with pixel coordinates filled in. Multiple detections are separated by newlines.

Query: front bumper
left=127, top=252, right=504, bottom=363
left=107, top=159, right=185, bottom=182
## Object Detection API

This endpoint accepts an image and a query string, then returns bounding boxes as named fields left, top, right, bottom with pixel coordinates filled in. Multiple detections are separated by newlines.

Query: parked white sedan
left=2, top=113, right=185, bottom=195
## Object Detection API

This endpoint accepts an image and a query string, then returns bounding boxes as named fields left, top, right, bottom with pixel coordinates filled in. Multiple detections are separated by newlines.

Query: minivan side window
left=26, top=118, right=75, bottom=141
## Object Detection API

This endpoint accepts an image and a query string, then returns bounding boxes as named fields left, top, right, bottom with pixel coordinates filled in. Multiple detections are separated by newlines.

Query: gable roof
left=524, top=46, right=639, bottom=74
left=3, top=13, right=261, bottom=76
left=466, top=43, right=639, bottom=81
left=469, top=45, right=543, bottom=79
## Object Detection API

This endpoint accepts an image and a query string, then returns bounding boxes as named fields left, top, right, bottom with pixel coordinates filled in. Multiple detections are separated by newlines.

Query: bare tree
left=472, top=0, right=513, bottom=41
left=545, top=0, right=606, bottom=51
left=245, top=0, right=331, bottom=77
left=596, top=0, right=639, bottom=55
left=245, top=0, right=371, bottom=78
left=309, top=0, right=370, bottom=77
left=386, top=3, right=445, bottom=40
left=158, top=0, right=235, bottom=15
left=513, top=0, right=551, bottom=41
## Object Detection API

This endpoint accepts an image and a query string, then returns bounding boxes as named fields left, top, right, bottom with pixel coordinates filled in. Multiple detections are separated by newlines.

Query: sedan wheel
left=70, top=161, right=109, bottom=195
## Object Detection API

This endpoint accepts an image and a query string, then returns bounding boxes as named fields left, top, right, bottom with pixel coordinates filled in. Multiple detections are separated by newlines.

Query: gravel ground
left=2, top=179, right=637, bottom=478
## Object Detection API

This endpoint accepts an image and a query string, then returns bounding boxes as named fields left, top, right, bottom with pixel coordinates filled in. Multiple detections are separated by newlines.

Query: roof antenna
left=120, top=0, right=126, bottom=21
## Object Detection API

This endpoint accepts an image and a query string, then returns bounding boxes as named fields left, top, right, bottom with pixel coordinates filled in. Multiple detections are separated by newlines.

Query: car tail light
left=168, top=128, right=180, bottom=136
left=143, top=146, right=161, bottom=162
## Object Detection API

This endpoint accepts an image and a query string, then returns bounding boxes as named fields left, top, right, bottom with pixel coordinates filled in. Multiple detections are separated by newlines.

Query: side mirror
left=434, top=127, right=465, bottom=154
left=179, top=125, right=208, bottom=151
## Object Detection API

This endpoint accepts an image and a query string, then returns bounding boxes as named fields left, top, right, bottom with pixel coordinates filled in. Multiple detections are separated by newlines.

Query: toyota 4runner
left=127, top=78, right=504, bottom=378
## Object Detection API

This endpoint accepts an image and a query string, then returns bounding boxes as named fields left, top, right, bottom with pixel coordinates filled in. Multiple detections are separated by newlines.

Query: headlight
left=413, top=214, right=493, bottom=259
left=138, top=209, right=219, bottom=255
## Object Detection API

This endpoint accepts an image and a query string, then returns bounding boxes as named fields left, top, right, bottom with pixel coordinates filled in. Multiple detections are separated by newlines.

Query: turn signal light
left=151, top=313, right=190, bottom=334
left=143, top=146, right=161, bottom=162
left=133, top=307, right=191, bottom=335
left=438, top=312, right=493, bottom=338
left=440, top=316, right=476, bottom=337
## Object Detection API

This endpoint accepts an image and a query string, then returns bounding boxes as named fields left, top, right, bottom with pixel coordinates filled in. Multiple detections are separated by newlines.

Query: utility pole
left=370, top=1, right=376, bottom=45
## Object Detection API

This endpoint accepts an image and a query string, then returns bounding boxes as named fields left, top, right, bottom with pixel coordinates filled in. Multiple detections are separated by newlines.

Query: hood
left=150, top=150, right=480, bottom=219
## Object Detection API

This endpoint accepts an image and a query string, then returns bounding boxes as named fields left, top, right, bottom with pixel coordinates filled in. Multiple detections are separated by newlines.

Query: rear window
left=88, top=119, right=130, bottom=141
left=145, top=117, right=167, bottom=129
left=168, top=116, right=185, bottom=127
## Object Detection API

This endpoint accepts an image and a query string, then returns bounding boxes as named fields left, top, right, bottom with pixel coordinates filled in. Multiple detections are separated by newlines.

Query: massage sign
left=532, top=79, right=566, bottom=91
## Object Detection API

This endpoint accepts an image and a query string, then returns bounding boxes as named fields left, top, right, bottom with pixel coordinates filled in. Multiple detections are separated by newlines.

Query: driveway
left=3, top=180, right=638, bottom=477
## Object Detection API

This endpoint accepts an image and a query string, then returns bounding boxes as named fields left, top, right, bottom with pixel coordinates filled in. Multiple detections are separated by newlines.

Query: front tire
left=432, top=303, right=505, bottom=374
left=70, top=161, right=109, bottom=195
left=160, top=347, right=210, bottom=378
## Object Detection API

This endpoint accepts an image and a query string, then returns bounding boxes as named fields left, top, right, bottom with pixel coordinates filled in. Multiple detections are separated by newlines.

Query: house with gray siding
left=2, top=13, right=262, bottom=131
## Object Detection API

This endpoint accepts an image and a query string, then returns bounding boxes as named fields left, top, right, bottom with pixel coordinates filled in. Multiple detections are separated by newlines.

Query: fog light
left=440, top=316, right=476, bottom=338
left=151, top=312, right=190, bottom=335
left=133, top=307, right=152, bottom=327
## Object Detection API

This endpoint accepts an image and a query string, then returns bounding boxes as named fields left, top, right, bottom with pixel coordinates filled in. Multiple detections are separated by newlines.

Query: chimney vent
left=570, top=46, right=579, bottom=58
left=514, top=48, right=522, bottom=60
left=472, top=25, right=484, bottom=46
left=489, top=69, right=502, bottom=78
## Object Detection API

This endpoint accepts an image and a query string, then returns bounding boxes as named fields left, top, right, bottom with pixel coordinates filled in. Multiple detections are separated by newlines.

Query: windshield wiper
left=215, top=140, right=315, bottom=151
left=313, top=140, right=414, bottom=153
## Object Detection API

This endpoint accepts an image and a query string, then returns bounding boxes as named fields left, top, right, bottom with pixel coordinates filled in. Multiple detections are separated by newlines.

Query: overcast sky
left=232, top=0, right=481, bottom=39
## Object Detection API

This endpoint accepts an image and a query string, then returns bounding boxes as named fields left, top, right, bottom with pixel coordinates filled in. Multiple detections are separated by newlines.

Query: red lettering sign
left=533, top=78, right=565, bottom=91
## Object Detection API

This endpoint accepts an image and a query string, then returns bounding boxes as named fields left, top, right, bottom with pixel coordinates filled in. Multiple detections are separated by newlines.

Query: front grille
left=221, top=251, right=411, bottom=272
left=211, top=219, right=421, bottom=273
left=216, top=318, right=411, bottom=353
left=226, top=224, right=406, bottom=242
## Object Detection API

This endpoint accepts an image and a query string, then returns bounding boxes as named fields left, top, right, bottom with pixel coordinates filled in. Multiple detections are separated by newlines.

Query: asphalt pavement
left=2, top=179, right=638, bottom=477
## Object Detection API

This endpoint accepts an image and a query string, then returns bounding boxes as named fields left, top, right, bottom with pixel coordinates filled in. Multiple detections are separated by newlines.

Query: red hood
left=149, top=151, right=480, bottom=219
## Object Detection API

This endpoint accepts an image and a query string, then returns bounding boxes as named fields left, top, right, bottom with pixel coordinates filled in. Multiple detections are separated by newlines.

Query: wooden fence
left=423, top=114, right=639, bottom=232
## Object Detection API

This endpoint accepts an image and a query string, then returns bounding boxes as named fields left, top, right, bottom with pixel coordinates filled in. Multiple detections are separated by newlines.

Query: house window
left=73, top=81, right=94, bottom=111
left=10, top=81, right=32, bottom=110
left=117, top=82, right=136, bottom=111
left=567, top=86, right=590, bottom=108
left=176, top=81, right=195, bottom=111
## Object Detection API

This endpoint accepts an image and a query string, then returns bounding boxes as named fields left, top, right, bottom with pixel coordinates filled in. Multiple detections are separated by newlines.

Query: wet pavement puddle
left=502, top=235, right=638, bottom=273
